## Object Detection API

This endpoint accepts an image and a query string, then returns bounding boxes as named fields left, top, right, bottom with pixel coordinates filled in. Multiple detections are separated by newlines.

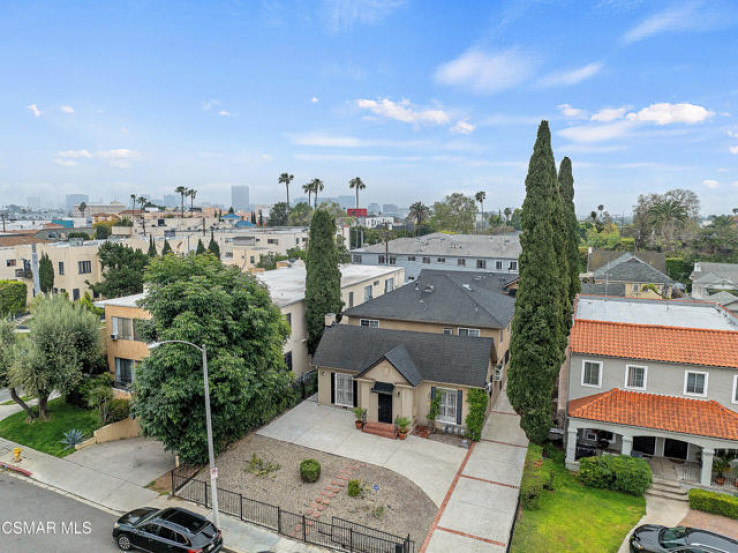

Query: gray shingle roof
left=343, top=269, right=516, bottom=329
left=691, top=262, right=738, bottom=285
left=593, top=254, right=672, bottom=285
left=587, top=249, right=666, bottom=273
left=580, top=282, right=626, bottom=297
left=354, top=232, right=521, bottom=258
left=313, top=325, right=494, bottom=388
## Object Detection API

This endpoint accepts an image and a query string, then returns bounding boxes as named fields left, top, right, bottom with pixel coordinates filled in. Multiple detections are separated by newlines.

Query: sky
left=1, top=0, right=737, bottom=216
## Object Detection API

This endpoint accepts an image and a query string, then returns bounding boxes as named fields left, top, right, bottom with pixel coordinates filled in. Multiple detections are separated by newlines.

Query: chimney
left=324, top=313, right=337, bottom=327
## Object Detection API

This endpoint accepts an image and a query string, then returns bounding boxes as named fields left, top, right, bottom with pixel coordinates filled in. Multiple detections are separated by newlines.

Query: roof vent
left=462, top=284, right=473, bottom=291
left=474, top=276, right=482, bottom=281
left=423, top=285, right=434, bottom=293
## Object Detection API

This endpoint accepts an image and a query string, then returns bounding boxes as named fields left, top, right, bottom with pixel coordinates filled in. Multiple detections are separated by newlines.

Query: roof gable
left=593, top=254, right=672, bottom=285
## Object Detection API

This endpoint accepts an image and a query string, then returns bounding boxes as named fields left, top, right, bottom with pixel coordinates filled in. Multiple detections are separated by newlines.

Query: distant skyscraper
left=368, top=203, right=381, bottom=215
left=382, top=203, right=399, bottom=216
left=65, top=193, right=89, bottom=214
left=336, top=195, right=355, bottom=209
left=231, top=185, right=250, bottom=212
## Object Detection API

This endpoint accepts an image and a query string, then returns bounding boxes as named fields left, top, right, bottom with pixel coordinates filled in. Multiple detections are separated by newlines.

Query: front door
left=377, top=393, right=393, bottom=424
left=664, top=438, right=689, bottom=460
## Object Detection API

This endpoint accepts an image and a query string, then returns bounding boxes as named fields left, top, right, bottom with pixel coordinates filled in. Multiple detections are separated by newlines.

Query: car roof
left=686, top=527, right=738, bottom=549
left=155, top=508, right=209, bottom=535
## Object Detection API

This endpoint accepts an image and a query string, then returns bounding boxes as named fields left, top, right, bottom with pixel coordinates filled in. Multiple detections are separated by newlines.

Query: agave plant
left=60, top=428, right=85, bottom=449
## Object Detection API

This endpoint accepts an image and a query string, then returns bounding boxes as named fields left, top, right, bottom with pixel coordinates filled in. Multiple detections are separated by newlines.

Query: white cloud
left=559, top=121, right=633, bottom=143
left=54, top=159, right=78, bottom=167
left=322, top=0, right=407, bottom=31
left=702, top=179, right=720, bottom=189
left=60, top=105, right=74, bottom=114
left=355, top=98, right=450, bottom=125
left=591, top=106, right=629, bottom=122
left=27, top=104, right=42, bottom=117
left=558, top=104, right=588, bottom=119
left=289, top=132, right=428, bottom=149
left=626, top=102, right=714, bottom=125
left=622, top=3, right=727, bottom=44
left=311, top=97, right=319, bottom=103
left=730, top=145, right=738, bottom=155
left=260, top=154, right=273, bottom=163
left=57, top=149, right=93, bottom=159
left=202, top=99, right=221, bottom=111
left=538, top=62, right=603, bottom=87
left=218, top=110, right=233, bottom=117
left=450, top=120, right=475, bottom=135
left=434, top=48, right=535, bottom=94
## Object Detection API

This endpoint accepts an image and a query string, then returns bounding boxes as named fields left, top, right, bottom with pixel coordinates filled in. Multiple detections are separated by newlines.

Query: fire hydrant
left=13, top=447, right=21, bottom=462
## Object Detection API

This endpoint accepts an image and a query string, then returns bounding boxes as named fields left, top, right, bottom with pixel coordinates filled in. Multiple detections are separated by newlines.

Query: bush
left=579, top=455, right=652, bottom=496
left=0, top=280, right=27, bottom=317
left=347, top=479, right=362, bottom=497
left=66, top=373, right=112, bottom=409
left=300, top=458, right=321, bottom=483
left=465, top=388, right=488, bottom=441
left=521, top=445, right=547, bottom=510
left=108, top=398, right=130, bottom=422
left=689, top=488, right=738, bottom=519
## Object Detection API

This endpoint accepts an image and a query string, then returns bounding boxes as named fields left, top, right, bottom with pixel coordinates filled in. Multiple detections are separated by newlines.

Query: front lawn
left=0, top=397, right=102, bottom=457
left=511, top=444, right=646, bottom=553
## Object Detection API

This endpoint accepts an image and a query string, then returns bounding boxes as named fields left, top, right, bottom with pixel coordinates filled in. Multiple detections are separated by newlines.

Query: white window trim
left=443, top=328, right=453, bottom=335
left=436, top=387, right=458, bottom=424
left=334, top=373, right=354, bottom=408
left=683, top=370, right=708, bottom=397
left=581, top=359, right=603, bottom=388
left=458, top=327, right=481, bottom=337
left=624, top=364, right=648, bottom=391
left=360, top=319, right=379, bottom=328
left=732, top=375, right=738, bottom=405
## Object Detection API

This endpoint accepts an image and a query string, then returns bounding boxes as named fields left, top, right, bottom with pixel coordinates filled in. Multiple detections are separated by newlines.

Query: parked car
left=112, top=506, right=223, bottom=553
left=630, top=524, right=738, bottom=552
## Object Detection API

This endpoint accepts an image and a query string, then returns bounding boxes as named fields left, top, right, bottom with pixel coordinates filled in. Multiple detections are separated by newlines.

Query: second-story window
left=477, top=260, right=486, bottom=269
left=684, top=371, right=708, bottom=397
left=78, top=260, right=92, bottom=274
left=407, top=256, right=416, bottom=261
left=360, top=319, right=379, bottom=328
left=364, top=284, right=373, bottom=302
left=458, top=328, right=481, bottom=337
left=422, top=257, right=431, bottom=264
left=352, top=254, right=362, bottom=263
left=112, top=317, right=134, bottom=340
left=625, top=365, right=647, bottom=390
left=495, top=261, right=503, bottom=270
left=378, top=255, right=386, bottom=264
left=509, top=261, right=518, bottom=270
left=384, top=279, right=394, bottom=293
left=58, top=261, right=65, bottom=275
left=582, top=360, right=602, bottom=387
left=457, top=258, right=466, bottom=266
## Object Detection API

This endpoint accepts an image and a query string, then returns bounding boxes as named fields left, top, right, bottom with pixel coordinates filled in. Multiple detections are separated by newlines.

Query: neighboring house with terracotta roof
left=561, top=295, right=738, bottom=487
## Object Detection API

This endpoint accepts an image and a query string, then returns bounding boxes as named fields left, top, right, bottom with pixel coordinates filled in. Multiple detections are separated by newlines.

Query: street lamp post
left=149, top=340, right=220, bottom=528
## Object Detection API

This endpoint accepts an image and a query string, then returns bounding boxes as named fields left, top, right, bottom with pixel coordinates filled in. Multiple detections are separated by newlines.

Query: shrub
left=0, top=280, right=27, bottom=317
left=67, top=373, right=112, bottom=409
left=579, top=455, right=652, bottom=496
left=347, top=479, right=362, bottom=497
left=246, top=453, right=281, bottom=477
left=300, top=458, right=321, bottom=483
left=465, top=388, right=488, bottom=441
left=520, top=445, right=545, bottom=510
left=108, top=398, right=130, bottom=422
left=60, top=428, right=86, bottom=449
left=689, top=488, right=738, bottom=519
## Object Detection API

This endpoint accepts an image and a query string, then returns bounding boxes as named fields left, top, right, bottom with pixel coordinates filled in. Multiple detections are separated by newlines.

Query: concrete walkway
left=617, top=494, right=690, bottom=553
left=422, top=388, right=528, bottom=553
left=257, top=401, right=468, bottom=506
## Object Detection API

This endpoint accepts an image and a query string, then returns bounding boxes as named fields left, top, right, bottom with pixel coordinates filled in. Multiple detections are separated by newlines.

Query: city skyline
left=1, top=1, right=737, bottom=215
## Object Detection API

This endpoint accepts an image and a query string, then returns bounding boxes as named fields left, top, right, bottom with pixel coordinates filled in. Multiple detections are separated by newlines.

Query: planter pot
left=354, top=421, right=363, bottom=430
left=398, top=432, right=407, bottom=440
left=715, top=476, right=726, bottom=486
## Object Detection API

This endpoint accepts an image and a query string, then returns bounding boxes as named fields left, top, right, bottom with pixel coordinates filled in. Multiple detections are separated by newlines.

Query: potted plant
left=713, top=456, right=730, bottom=485
left=352, top=407, right=366, bottom=430
left=395, top=416, right=411, bottom=440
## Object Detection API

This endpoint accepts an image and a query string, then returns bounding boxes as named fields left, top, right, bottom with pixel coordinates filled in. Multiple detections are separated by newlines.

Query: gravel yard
left=214, top=433, right=437, bottom=545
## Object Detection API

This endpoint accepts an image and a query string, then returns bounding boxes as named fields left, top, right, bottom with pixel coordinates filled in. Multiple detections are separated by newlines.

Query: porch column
left=701, top=448, right=714, bottom=487
left=621, top=435, right=633, bottom=457
left=566, top=426, right=578, bottom=467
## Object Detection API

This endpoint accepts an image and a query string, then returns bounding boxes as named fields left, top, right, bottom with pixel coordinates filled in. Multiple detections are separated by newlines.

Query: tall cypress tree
left=507, top=121, right=563, bottom=443
left=208, top=231, right=220, bottom=259
left=559, top=157, right=581, bottom=309
left=551, top=169, right=570, bottom=352
left=161, top=239, right=173, bottom=255
left=305, top=209, right=343, bottom=354
left=195, top=239, right=206, bottom=255
left=147, top=235, right=157, bottom=257
left=39, top=253, right=54, bottom=293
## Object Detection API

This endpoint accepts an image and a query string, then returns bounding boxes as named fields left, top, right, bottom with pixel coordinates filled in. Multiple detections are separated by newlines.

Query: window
left=348, top=291, right=354, bottom=308
left=458, top=328, right=481, bottom=337
left=295, top=238, right=300, bottom=245
left=249, top=256, right=255, bottom=264
left=625, top=365, right=647, bottom=390
left=437, top=257, right=446, bottom=263
left=384, top=279, right=394, bottom=293
left=334, top=373, right=354, bottom=407
left=6, top=259, right=16, bottom=267
left=495, top=261, right=503, bottom=270
left=378, top=255, right=386, bottom=264
left=476, top=260, right=486, bottom=269
left=58, top=261, right=64, bottom=275
left=582, top=360, right=602, bottom=387
left=78, top=260, right=92, bottom=274
left=457, top=258, right=466, bottom=266
left=684, top=371, right=708, bottom=397
left=364, top=285, right=373, bottom=302
left=443, top=328, right=453, bottom=335
left=267, top=238, right=278, bottom=245
left=437, top=388, right=458, bottom=424
left=422, top=257, right=431, bottom=264
left=112, top=317, right=134, bottom=340
left=360, top=319, right=379, bottom=328
left=72, top=289, right=80, bottom=301
left=509, top=261, right=518, bottom=270
left=732, top=375, right=738, bottom=404
left=352, top=254, right=362, bottom=263
left=157, top=527, right=178, bottom=542
left=407, top=256, right=416, bottom=262
left=285, top=313, right=292, bottom=332
left=115, top=358, right=134, bottom=385
left=284, top=351, right=293, bottom=372
left=389, top=256, right=397, bottom=265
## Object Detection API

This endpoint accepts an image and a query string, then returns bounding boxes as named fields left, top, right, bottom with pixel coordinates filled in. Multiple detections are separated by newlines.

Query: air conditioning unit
left=110, top=333, right=118, bottom=341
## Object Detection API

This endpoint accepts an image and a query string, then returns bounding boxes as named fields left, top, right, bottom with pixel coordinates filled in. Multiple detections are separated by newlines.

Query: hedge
left=689, top=488, right=738, bottom=519
left=0, top=280, right=26, bottom=317
left=300, top=458, right=321, bottom=483
left=520, top=444, right=554, bottom=510
left=579, top=455, right=652, bottom=496
left=465, top=388, right=488, bottom=441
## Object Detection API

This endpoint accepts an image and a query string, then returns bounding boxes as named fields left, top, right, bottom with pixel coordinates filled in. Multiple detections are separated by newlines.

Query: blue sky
left=1, top=0, right=737, bottom=216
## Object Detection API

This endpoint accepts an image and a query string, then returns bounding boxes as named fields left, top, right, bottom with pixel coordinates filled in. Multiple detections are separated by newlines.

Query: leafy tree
left=9, top=295, right=101, bottom=420
left=93, top=222, right=110, bottom=239
left=268, top=202, right=289, bottom=226
left=0, top=319, right=34, bottom=419
left=510, top=208, right=523, bottom=231
left=288, top=202, right=311, bottom=226
left=558, top=157, right=581, bottom=305
left=91, top=242, right=150, bottom=298
left=39, top=253, right=54, bottom=293
left=633, top=189, right=699, bottom=250
left=349, top=177, right=366, bottom=209
left=147, top=235, right=157, bottom=257
left=507, top=121, right=563, bottom=443
left=68, top=231, right=91, bottom=240
left=132, top=254, right=295, bottom=464
left=305, top=210, right=343, bottom=354
left=278, top=173, right=294, bottom=209
left=317, top=200, right=346, bottom=221
left=430, top=193, right=477, bottom=234
left=161, top=239, right=173, bottom=255
left=208, top=231, right=220, bottom=259
left=695, top=216, right=738, bottom=258
left=195, top=239, right=206, bottom=255
left=0, top=281, right=27, bottom=316
left=409, top=201, right=430, bottom=235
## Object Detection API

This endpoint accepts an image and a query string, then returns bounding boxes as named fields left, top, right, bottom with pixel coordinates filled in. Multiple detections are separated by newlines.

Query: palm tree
left=137, top=196, right=147, bottom=236
left=78, top=201, right=87, bottom=218
left=130, top=194, right=137, bottom=212
left=279, top=173, right=294, bottom=210
left=188, top=188, right=197, bottom=214
left=302, top=182, right=313, bottom=208
left=311, top=178, right=324, bottom=208
left=503, top=207, right=512, bottom=224
left=175, top=186, right=188, bottom=218
left=475, top=191, right=486, bottom=232
left=408, top=201, right=430, bottom=236
left=349, top=177, right=366, bottom=209
left=597, top=204, right=604, bottom=220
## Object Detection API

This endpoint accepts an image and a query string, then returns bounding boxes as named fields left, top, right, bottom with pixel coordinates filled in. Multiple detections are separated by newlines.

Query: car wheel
left=117, top=533, right=133, bottom=551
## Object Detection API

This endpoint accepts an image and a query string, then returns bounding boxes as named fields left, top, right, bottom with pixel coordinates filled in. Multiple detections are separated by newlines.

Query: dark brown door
left=377, top=394, right=392, bottom=424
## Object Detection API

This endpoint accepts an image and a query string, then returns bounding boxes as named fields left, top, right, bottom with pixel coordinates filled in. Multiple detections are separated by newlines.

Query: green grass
left=511, top=444, right=646, bottom=553
left=0, top=397, right=102, bottom=457
left=0, top=395, right=34, bottom=406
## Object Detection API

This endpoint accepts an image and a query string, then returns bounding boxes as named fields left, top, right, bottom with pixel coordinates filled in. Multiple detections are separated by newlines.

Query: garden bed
left=212, top=433, right=437, bottom=545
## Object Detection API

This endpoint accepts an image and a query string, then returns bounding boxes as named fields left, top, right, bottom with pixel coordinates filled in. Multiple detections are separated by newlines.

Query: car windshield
left=661, top=527, right=687, bottom=548
left=136, top=511, right=159, bottom=526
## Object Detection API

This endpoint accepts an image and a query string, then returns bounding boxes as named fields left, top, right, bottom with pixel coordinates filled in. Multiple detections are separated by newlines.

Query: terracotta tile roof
left=569, top=388, right=738, bottom=441
left=0, top=235, right=47, bottom=247
left=570, top=319, right=738, bottom=368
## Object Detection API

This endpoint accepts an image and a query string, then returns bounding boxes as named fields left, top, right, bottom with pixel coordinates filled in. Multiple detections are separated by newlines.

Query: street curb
left=0, top=461, right=32, bottom=476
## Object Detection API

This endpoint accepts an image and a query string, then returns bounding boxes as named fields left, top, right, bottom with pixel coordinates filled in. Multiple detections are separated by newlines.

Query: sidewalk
left=0, top=436, right=331, bottom=553
left=422, top=388, right=528, bottom=553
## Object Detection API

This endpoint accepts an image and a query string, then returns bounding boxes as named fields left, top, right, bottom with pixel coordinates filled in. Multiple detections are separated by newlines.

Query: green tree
left=137, top=195, right=148, bottom=236
left=93, top=223, right=110, bottom=239
left=302, top=182, right=313, bottom=207
left=91, top=242, right=150, bottom=298
left=507, top=121, right=563, bottom=443
left=9, top=295, right=101, bottom=420
left=0, top=281, right=27, bottom=316
left=278, top=172, right=294, bottom=209
left=311, top=178, right=324, bottom=208
left=288, top=202, right=311, bottom=226
left=175, top=186, right=188, bottom=218
left=147, top=235, right=157, bottom=257
left=78, top=201, right=88, bottom=218
left=195, top=239, right=206, bottom=255
left=161, top=239, right=173, bottom=255
left=268, top=202, right=289, bottom=226
left=68, top=231, right=91, bottom=240
left=227, top=206, right=234, bottom=215
left=349, top=177, right=366, bottom=209
left=503, top=207, right=512, bottom=223
left=0, top=319, right=36, bottom=419
left=409, top=201, right=430, bottom=235
left=39, top=253, right=54, bottom=293
left=475, top=191, right=486, bottom=232
left=305, top=210, right=343, bottom=354
left=558, top=157, right=581, bottom=306
left=188, top=188, right=197, bottom=211
left=510, top=208, right=523, bottom=231
left=132, top=254, right=295, bottom=463
left=430, top=193, right=478, bottom=234
left=208, top=231, right=221, bottom=259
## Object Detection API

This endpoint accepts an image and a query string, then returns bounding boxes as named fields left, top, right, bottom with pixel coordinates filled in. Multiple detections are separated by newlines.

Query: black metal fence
left=171, top=468, right=414, bottom=553
left=292, top=370, right=318, bottom=400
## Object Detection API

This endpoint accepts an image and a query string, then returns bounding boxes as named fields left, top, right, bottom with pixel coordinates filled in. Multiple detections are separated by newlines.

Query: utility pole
left=0, top=211, right=6, bottom=233
left=383, top=222, right=390, bottom=265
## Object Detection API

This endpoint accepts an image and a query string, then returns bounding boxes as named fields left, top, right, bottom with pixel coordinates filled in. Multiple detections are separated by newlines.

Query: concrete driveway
left=257, top=401, right=467, bottom=506
left=65, top=437, right=176, bottom=487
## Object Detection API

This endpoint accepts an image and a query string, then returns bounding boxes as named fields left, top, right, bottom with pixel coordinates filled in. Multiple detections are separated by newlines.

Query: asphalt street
left=0, top=473, right=119, bottom=553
